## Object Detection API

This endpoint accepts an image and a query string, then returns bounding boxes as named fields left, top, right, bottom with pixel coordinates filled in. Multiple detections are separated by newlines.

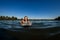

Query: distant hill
left=55, top=16, right=60, bottom=20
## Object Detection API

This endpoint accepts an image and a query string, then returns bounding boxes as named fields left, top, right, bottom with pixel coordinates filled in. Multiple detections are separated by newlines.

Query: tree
left=55, top=16, right=60, bottom=20
left=0, top=16, right=18, bottom=20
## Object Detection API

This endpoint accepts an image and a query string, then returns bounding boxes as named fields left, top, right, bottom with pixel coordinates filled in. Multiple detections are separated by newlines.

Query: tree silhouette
left=0, top=16, right=18, bottom=20
left=55, top=16, right=60, bottom=20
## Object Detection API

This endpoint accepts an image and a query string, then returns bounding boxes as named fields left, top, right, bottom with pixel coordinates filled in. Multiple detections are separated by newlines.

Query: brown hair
left=21, top=18, right=23, bottom=23
left=24, top=16, right=29, bottom=21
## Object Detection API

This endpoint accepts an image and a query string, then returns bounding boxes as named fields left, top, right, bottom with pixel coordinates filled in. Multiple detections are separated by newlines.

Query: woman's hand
left=28, top=21, right=32, bottom=26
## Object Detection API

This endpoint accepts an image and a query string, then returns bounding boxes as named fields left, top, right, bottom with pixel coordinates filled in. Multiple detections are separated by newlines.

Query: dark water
left=0, top=20, right=60, bottom=37
left=0, top=20, right=60, bottom=28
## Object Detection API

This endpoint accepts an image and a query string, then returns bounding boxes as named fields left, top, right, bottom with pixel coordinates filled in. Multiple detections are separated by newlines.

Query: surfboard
left=22, top=25, right=31, bottom=27
left=21, top=23, right=32, bottom=27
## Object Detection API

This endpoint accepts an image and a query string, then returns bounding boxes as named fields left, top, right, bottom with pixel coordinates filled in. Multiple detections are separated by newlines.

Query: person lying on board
left=20, top=16, right=32, bottom=26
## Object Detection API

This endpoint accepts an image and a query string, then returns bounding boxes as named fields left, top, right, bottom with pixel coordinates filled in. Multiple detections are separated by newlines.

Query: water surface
left=0, top=20, right=60, bottom=36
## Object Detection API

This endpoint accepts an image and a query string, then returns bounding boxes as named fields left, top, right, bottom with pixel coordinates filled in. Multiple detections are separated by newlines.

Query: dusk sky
left=0, top=0, right=60, bottom=19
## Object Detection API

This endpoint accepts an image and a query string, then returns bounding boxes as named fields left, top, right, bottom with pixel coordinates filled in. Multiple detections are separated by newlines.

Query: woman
left=20, top=16, right=32, bottom=26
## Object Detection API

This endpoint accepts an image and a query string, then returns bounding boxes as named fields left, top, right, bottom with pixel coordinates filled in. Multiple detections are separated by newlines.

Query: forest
left=0, top=16, right=17, bottom=20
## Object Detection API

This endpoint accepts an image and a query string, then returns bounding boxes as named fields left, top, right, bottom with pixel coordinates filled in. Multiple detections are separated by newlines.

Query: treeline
left=55, top=16, right=60, bottom=20
left=0, top=16, right=17, bottom=20
left=0, top=16, right=60, bottom=20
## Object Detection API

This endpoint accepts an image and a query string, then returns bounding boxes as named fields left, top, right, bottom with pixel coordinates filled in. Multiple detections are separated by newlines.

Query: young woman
left=20, top=16, right=32, bottom=26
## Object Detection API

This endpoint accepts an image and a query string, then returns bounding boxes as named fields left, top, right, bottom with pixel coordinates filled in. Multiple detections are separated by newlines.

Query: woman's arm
left=20, top=20, right=23, bottom=25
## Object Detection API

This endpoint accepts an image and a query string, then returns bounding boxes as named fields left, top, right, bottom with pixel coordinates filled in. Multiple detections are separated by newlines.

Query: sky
left=0, top=0, right=60, bottom=19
